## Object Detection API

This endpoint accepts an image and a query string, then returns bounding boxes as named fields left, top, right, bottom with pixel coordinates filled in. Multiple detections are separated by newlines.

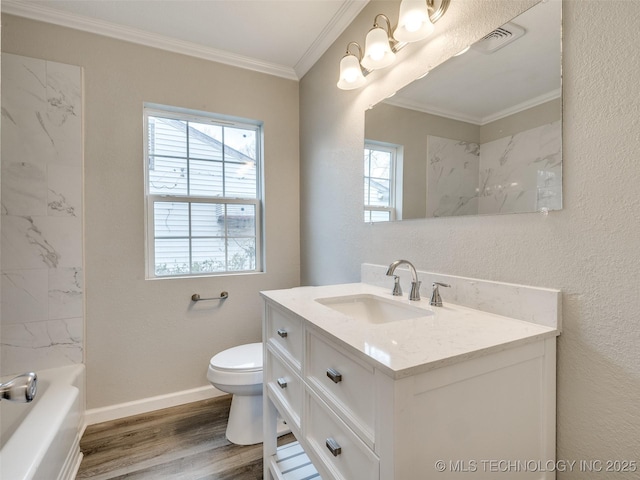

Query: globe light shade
left=394, top=0, right=435, bottom=43
left=337, top=54, right=366, bottom=90
left=361, top=27, right=396, bottom=70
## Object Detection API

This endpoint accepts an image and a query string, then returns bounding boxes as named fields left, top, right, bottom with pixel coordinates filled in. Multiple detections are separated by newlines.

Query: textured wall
left=301, top=0, right=640, bottom=475
left=2, top=15, right=300, bottom=409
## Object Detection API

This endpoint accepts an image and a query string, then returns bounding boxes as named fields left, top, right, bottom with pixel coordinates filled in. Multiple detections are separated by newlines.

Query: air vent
left=471, top=22, right=526, bottom=54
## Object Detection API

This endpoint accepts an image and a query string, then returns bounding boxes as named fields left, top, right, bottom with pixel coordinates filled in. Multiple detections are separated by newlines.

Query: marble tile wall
left=478, top=120, right=562, bottom=214
left=1, top=54, right=84, bottom=376
left=426, top=136, right=480, bottom=217
left=426, top=120, right=562, bottom=216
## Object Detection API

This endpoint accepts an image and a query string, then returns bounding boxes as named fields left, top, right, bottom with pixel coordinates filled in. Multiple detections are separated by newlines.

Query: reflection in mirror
left=364, top=0, right=562, bottom=221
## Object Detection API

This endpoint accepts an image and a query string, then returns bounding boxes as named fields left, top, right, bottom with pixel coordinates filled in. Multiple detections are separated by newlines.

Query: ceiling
left=385, top=0, right=561, bottom=124
left=1, top=0, right=369, bottom=80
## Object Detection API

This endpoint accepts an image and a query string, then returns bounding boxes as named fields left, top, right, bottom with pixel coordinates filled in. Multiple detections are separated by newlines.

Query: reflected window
left=144, top=105, right=262, bottom=278
left=364, top=141, right=399, bottom=222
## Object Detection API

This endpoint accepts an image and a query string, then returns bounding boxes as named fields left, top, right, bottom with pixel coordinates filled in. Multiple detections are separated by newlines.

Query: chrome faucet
left=430, top=282, right=451, bottom=307
left=386, top=260, right=421, bottom=301
left=0, top=372, right=37, bottom=403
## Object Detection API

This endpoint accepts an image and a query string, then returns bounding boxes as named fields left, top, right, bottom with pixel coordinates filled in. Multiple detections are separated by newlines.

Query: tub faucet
left=386, top=260, right=421, bottom=301
left=0, top=372, right=37, bottom=403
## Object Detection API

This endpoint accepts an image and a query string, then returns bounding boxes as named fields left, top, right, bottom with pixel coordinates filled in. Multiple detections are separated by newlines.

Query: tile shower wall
left=1, top=53, right=84, bottom=376
left=427, top=120, right=561, bottom=216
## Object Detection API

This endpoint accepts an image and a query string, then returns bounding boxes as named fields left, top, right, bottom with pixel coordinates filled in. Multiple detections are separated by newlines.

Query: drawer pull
left=326, top=368, right=342, bottom=383
left=277, top=328, right=288, bottom=338
left=277, top=378, right=287, bottom=389
left=326, top=437, right=342, bottom=457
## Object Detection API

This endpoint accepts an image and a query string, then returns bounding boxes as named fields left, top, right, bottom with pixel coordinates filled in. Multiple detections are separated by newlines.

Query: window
left=144, top=105, right=262, bottom=277
left=364, top=141, right=398, bottom=222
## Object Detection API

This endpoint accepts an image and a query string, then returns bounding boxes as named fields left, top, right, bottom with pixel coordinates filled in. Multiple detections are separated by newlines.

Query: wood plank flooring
left=77, top=395, right=294, bottom=479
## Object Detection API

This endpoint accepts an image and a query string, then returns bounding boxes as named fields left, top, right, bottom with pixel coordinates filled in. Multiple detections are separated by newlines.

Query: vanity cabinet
left=262, top=288, right=558, bottom=480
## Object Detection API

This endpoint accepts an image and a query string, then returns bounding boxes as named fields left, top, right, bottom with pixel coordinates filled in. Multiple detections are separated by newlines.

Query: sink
left=316, top=294, right=432, bottom=324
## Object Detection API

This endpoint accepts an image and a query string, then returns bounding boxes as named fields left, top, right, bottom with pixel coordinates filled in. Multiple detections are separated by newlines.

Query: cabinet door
left=265, top=347, right=303, bottom=429
left=266, top=303, right=304, bottom=371
left=305, top=390, right=379, bottom=480
left=306, top=330, right=375, bottom=447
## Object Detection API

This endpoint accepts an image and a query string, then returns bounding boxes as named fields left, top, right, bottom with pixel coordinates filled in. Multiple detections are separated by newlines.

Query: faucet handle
left=391, top=275, right=402, bottom=296
left=430, top=282, right=451, bottom=307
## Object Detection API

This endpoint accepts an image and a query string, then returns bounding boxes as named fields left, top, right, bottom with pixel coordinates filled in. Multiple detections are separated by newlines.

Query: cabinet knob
left=326, top=437, right=342, bottom=457
left=326, top=368, right=342, bottom=384
left=277, top=378, right=287, bottom=389
left=277, top=328, right=288, bottom=338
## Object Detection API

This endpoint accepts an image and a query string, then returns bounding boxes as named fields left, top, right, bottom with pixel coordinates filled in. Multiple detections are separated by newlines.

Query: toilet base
left=225, top=393, right=291, bottom=445
left=226, top=393, right=263, bottom=445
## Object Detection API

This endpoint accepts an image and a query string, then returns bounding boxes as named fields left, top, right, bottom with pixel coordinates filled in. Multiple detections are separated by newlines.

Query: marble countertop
left=261, top=283, right=559, bottom=379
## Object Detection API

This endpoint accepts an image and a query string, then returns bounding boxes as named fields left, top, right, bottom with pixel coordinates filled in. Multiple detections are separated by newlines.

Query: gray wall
left=2, top=14, right=301, bottom=409
left=300, top=0, right=640, bottom=474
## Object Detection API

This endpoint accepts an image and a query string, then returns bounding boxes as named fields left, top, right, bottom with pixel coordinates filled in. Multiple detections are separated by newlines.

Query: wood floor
left=77, top=395, right=294, bottom=479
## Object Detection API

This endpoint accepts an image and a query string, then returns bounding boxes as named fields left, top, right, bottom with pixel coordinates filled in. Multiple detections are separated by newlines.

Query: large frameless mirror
left=364, top=0, right=562, bottom=222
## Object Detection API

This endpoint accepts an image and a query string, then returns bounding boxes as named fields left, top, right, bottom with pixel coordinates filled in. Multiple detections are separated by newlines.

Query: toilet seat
left=210, top=342, right=262, bottom=372
left=208, top=342, right=263, bottom=386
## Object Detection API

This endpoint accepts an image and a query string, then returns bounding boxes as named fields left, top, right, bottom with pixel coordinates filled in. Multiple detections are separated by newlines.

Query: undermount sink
left=316, top=294, right=432, bottom=324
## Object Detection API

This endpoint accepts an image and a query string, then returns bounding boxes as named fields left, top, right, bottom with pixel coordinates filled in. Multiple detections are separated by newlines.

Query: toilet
left=207, top=342, right=264, bottom=445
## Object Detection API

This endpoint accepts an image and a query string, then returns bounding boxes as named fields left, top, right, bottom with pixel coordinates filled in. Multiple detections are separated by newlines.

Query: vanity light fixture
left=337, top=42, right=367, bottom=90
left=361, top=14, right=397, bottom=70
left=337, top=0, right=450, bottom=90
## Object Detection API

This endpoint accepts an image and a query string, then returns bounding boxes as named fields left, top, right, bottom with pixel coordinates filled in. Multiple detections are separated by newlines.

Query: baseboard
left=84, top=385, right=226, bottom=426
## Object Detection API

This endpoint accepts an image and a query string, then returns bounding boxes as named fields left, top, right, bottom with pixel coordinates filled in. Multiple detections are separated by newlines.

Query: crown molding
left=1, top=0, right=299, bottom=80
left=385, top=88, right=562, bottom=126
left=294, top=0, right=369, bottom=79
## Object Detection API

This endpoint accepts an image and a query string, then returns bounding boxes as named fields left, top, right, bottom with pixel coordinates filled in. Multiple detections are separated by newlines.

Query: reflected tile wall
left=478, top=121, right=562, bottom=214
left=1, top=54, right=83, bottom=376
left=426, top=136, right=480, bottom=217
left=426, top=121, right=562, bottom=216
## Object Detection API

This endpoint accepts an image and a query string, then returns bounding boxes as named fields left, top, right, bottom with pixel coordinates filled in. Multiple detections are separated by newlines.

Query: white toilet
left=207, top=342, right=264, bottom=445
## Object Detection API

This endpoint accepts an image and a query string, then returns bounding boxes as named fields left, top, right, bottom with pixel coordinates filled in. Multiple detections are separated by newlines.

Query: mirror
left=364, top=1, right=562, bottom=221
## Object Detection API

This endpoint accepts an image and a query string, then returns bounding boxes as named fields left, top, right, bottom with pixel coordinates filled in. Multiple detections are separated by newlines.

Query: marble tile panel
left=49, top=267, right=84, bottom=320
left=48, top=164, right=82, bottom=216
left=1, top=160, right=48, bottom=216
left=1, top=215, right=82, bottom=270
left=1, top=269, right=49, bottom=324
left=0, top=318, right=84, bottom=374
left=44, top=60, right=83, bottom=166
left=478, top=121, right=562, bottom=214
left=426, top=136, right=480, bottom=217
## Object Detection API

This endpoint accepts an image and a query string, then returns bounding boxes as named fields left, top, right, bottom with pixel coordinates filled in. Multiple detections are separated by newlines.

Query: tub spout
left=0, top=372, right=37, bottom=402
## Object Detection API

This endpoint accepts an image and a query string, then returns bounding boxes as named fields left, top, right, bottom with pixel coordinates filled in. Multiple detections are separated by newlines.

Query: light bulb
left=394, top=0, right=434, bottom=43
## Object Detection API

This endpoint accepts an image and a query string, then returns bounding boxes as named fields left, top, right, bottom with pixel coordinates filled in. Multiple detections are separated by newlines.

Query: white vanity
left=262, top=266, right=560, bottom=480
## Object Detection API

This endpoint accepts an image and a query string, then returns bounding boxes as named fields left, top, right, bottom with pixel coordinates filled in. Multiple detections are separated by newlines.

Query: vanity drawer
left=306, top=391, right=379, bottom=480
left=306, top=331, right=375, bottom=445
left=265, top=347, right=302, bottom=429
left=266, top=303, right=303, bottom=371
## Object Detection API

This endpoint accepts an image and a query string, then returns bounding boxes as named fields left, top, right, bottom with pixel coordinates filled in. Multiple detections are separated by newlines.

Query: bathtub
left=0, top=364, right=85, bottom=480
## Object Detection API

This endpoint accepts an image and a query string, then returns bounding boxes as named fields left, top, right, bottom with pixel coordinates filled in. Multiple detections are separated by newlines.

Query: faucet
left=386, top=260, right=421, bottom=301
left=430, top=282, right=451, bottom=307
left=0, top=372, right=37, bottom=403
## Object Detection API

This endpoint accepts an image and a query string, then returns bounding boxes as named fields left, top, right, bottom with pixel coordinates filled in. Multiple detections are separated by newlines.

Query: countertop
left=261, top=283, right=559, bottom=379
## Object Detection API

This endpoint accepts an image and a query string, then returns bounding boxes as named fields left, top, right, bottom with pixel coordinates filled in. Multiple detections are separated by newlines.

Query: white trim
left=84, top=385, right=225, bottom=426
left=385, top=88, right=562, bottom=126
left=293, top=0, right=370, bottom=79
left=1, top=0, right=297, bottom=80
left=2, top=0, right=370, bottom=80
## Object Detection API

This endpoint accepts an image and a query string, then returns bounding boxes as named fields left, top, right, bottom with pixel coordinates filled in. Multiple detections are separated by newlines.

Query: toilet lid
left=210, top=342, right=263, bottom=372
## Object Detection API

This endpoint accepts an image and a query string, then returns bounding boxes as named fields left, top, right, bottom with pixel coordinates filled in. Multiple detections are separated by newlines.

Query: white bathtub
left=0, top=364, right=85, bottom=480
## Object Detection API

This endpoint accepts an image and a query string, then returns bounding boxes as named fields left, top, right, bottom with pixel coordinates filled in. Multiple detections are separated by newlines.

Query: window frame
left=364, top=141, right=399, bottom=222
left=144, top=104, right=264, bottom=279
